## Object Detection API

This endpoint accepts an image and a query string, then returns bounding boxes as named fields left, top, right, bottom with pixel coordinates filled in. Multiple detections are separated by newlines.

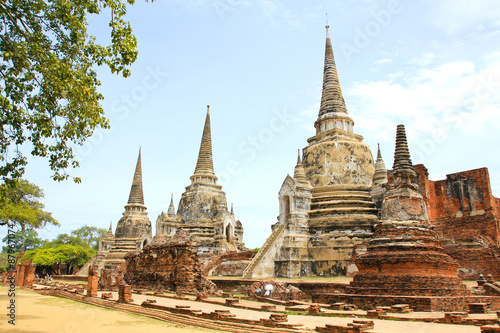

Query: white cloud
left=373, top=58, right=393, bottom=66
left=408, top=52, right=435, bottom=67
left=346, top=52, right=500, bottom=162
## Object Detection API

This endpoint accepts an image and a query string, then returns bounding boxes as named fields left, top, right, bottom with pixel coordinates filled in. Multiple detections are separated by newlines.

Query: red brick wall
left=202, top=251, right=255, bottom=276
left=412, top=166, right=500, bottom=243
left=388, top=165, right=500, bottom=279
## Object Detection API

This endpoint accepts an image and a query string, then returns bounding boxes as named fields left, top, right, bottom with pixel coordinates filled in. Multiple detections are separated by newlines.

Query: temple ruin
left=155, top=106, right=245, bottom=256
left=243, top=25, right=500, bottom=280
left=85, top=150, right=153, bottom=272
left=243, top=25, right=379, bottom=279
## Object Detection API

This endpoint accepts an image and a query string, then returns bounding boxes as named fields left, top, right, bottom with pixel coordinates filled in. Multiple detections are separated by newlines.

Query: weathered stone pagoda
left=155, top=106, right=245, bottom=256
left=348, top=125, right=468, bottom=297
left=80, top=150, right=153, bottom=273
left=243, top=26, right=378, bottom=278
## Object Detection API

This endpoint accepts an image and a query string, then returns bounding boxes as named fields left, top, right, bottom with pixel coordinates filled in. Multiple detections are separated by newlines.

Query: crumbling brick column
left=16, top=260, right=36, bottom=287
left=118, top=284, right=133, bottom=303
left=16, top=263, right=26, bottom=286
left=24, top=264, right=36, bottom=286
left=87, top=265, right=98, bottom=297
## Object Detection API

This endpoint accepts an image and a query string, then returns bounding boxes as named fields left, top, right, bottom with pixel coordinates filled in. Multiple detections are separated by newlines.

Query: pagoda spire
left=190, top=105, right=218, bottom=186
left=392, top=125, right=417, bottom=183
left=108, top=221, right=113, bottom=235
left=127, top=148, right=145, bottom=205
left=167, top=194, right=176, bottom=217
left=314, top=25, right=355, bottom=137
left=373, top=143, right=387, bottom=186
left=293, top=149, right=308, bottom=184
left=318, top=24, right=348, bottom=118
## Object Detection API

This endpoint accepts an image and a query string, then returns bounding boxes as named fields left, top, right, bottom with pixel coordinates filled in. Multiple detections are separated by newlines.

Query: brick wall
left=388, top=166, right=500, bottom=279
left=202, top=251, right=255, bottom=276
left=124, top=232, right=218, bottom=295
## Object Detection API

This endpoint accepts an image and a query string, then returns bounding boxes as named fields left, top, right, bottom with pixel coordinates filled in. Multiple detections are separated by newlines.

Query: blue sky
left=7, top=0, right=500, bottom=249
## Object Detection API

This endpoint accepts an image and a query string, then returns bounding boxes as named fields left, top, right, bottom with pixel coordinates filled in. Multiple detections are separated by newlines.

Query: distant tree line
left=0, top=179, right=106, bottom=274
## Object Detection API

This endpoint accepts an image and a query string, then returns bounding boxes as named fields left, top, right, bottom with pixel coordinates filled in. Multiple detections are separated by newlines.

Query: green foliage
left=45, top=233, right=89, bottom=249
left=1, top=229, right=47, bottom=252
left=0, top=252, right=17, bottom=272
left=0, top=179, right=58, bottom=229
left=23, top=244, right=95, bottom=267
left=0, top=0, right=150, bottom=182
left=70, top=225, right=107, bottom=250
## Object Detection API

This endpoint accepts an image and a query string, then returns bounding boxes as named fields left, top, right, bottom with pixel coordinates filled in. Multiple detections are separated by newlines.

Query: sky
left=5, top=0, right=500, bottom=249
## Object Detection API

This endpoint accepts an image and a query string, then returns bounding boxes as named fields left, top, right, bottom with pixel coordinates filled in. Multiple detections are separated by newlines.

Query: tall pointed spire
left=127, top=148, right=145, bottom=205
left=191, top=105, right=218, bottom=186
left=167, top=194, right=176, bottom=218
left=313, top=25, right=355, bottom=137
left=318, top=25, right=348, bottom=118
left=373, top=143, right=387, bottom=186
left=392, top=125, right=416, bottom=182
left=108, top=221, right=113, bottom=235
left=293, top=149, right=308, bottom=184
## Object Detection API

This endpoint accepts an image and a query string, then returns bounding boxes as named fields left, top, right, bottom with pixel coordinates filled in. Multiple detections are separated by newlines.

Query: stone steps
left=309, top=206, right=378, bottom=216
left=242, top=222, right=287, bottom=279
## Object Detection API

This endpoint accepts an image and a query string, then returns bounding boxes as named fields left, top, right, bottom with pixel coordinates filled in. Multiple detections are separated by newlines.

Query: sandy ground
left=0, top=286, right=224, bottom=333
left=0, top=285, right=486, bottom=333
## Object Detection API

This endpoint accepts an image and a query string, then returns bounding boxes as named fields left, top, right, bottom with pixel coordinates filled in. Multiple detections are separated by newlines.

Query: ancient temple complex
left=243, top=25, right=379, bottom=278
left=155, top=106, right=245, bottom=256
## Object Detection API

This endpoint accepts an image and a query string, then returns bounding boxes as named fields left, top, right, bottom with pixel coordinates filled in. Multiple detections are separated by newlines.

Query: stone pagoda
left=370, top=144, right=388, bottom=212
left=84, top=150, right=153, bottom=273
left=347, top=125, right=468, bottom=296
left=243, top=26, right=378, bottom=278
left=155, top=106, right=245, bottom=256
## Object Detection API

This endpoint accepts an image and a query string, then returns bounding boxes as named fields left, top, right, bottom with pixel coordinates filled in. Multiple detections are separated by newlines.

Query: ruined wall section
left=413, top=166, right=500, bottom=244
left=388, top=165, right=500, bottom=279
left=124, top=231, right=218, bottom=295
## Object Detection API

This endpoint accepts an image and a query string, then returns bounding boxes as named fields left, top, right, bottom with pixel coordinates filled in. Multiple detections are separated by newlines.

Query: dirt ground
left=0, top=286, right=224, bottom=333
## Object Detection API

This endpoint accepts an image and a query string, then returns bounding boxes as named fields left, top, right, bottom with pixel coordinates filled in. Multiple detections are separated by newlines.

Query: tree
left=23, top=244, right=95, bottom=274
left=0, top=179, right=58, bottom=230
left=0, top=0, right=148, bottom=183
left=1, top=229, right=47, bottom=252
left=45, top=233, right=86, bottom=248
left=70, top=225, right=107, bottom=250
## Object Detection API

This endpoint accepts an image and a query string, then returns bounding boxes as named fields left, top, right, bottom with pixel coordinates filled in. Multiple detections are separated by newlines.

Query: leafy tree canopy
left=23, top=244, right=95, bottom=267
left=70, top=225, right=107, bottom=250
left=1, top=228, right=47, bottom=252
left=0, top=0, right=148, bottom=183
left=45, top=232, right=88, bottom=249
left=0, top=179, right=58, bottom=229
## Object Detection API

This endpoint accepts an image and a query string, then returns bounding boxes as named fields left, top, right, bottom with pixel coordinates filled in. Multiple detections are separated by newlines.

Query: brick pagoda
left=347, top=125, right=468, bottom=297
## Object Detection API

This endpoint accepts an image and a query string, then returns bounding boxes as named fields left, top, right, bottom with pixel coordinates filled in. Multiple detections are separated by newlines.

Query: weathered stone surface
left=248, top=280, right=306, bottom=301
left=403, top=165, right=500, bottom=280
left=124, top=230, right=218, bottom=295
left=79, top=150, right=153, bottom=275
left=156, top=108, right=245, bottom=257
left=245, top=27, right=378, bottom=279
left=86, top=265, right=98, bottom=297
left=202, top=251, right=255, bottom=276
left=348, top=125, right=469, bottom=298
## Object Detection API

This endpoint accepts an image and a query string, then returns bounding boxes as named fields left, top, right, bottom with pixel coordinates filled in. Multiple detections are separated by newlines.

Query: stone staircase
left=242, top=222, right=287, bottom=279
